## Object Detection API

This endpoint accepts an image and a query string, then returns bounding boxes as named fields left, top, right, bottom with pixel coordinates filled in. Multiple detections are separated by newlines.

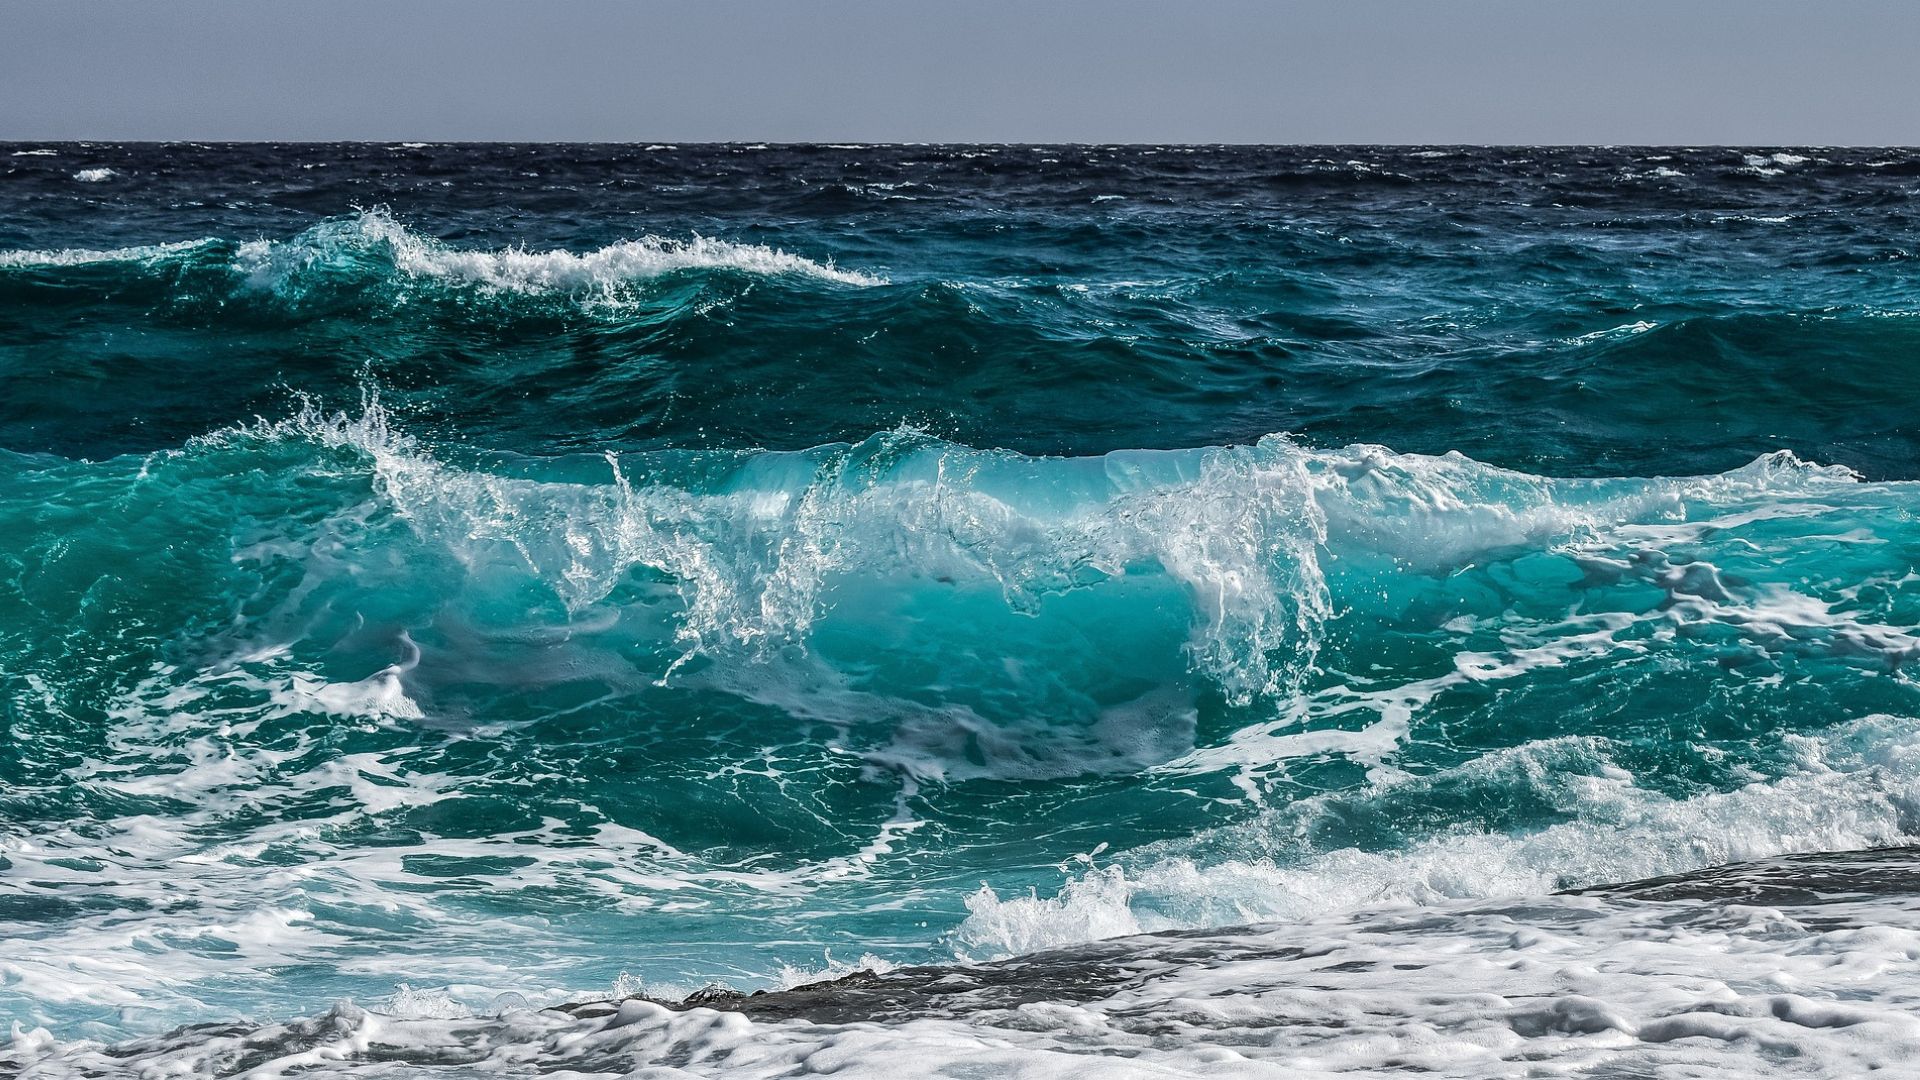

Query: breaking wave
left=0, top=209, right=882, bottom=297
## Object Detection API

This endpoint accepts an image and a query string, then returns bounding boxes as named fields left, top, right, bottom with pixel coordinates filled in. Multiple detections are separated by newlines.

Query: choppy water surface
left=5, top=144, right=1920, bottom=1077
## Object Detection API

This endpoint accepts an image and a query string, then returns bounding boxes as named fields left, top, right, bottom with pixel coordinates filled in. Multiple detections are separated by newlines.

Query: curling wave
left=200, top=397, right=1891, bottom=709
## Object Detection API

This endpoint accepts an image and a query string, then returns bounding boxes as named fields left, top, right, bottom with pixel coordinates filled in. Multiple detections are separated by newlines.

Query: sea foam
left=955, top=713, right=1920, bottom=958
left=0, top=238, right=211, bottom=267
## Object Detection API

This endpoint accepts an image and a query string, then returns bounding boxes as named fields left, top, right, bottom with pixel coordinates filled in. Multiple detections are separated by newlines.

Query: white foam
left=381, top=983, right=475, bottom=1020
left=0, top=210, right=881, bottom=293
left=13, top=877, right=1920, bottom=1078
left=0, top=601, right=719, bottom=1024
left=72, top=167, right=116, bottom=183
left=955, top=713, right=1920, bottom=959
left=1739, top=152, right=1811, bottom=176
left=0, top=239, right=207, bottom=267
left=774, top=951, right=897, bottom=991
left=231, top=209, right=883, bottom=292
left=1567, top=319, right=1658, bottom=344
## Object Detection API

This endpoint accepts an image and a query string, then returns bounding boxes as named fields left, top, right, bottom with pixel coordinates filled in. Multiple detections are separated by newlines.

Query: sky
left=4, top=0, right=1919, bottom=144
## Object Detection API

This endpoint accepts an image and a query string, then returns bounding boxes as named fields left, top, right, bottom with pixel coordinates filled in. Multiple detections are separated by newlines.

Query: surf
left=6, top=144, right=1920, bottom=1076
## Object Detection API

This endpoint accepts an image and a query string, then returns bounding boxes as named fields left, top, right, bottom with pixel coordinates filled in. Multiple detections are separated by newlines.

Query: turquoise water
left=4, top=144, right=1920, bottom=1045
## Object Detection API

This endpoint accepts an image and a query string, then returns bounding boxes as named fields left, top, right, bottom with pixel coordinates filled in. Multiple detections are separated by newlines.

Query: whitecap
left=235, top=208, right=885, bottom=291
left=0, top=238, right=208, bottom=267
left=1566, top=319, right=1658, bottom=344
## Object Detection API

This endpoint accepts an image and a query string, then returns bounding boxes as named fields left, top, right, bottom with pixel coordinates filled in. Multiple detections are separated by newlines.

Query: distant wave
left=0, top=237, right=210, bottom=267
left=234, top=209, right=883, bottom=291
left=0, top=209, right=883, bottom=298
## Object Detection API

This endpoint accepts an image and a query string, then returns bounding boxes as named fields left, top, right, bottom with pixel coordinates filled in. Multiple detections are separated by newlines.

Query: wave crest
left=213, top=399, right=1878, bottom=719
left=235, top=209, right=884, bottom=294
left=0, top=210, right=882, bottom=299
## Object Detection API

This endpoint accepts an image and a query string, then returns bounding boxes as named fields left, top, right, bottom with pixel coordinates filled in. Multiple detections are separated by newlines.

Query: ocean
left=4, top=143, right=1920, bottom=1077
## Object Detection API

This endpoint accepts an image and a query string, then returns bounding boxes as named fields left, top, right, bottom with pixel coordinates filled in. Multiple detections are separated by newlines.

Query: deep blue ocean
left=6, top=144, right=1920, bottom=1078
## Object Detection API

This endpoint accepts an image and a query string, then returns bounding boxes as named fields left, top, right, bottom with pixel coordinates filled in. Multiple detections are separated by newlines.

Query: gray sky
left=5, top=0, right=1919, bottom=143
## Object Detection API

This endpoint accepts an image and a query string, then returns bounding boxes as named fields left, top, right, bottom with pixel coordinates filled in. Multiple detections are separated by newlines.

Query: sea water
left=5, top=144, right=1920, bottom=1077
